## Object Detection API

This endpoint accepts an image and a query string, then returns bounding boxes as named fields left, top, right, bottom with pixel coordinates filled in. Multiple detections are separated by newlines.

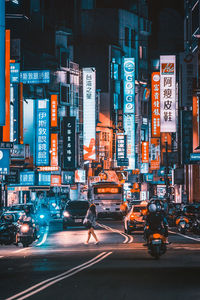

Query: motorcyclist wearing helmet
left=144, top=200, right=169, bottom=245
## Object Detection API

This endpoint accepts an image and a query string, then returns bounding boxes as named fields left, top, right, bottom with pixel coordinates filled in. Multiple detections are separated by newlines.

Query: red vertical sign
left=51, top=94, right=58, bottom=127
left=3, top=29, right=10, bottom=141
left=151, top=72, right=160, bottom=137
left=142, top=142, right=149, bottom=163
left=51, top=133, right=58, bottom=166
left=193, top=96, right=199, bottom=152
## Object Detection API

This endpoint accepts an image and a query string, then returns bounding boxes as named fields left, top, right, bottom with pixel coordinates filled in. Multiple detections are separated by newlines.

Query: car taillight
left=130, top=214, right=135, bottom=221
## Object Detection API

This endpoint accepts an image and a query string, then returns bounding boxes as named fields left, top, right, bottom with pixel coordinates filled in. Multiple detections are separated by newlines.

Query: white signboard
left=83, top=68, right=96, bottom=160
left=160, top=55, right=176, bottom=132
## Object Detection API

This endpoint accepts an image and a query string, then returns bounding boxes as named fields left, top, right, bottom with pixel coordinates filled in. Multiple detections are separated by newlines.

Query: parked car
left=62, top=200, right=90, bottom=230
left=124, top=204, right=147, bottom=234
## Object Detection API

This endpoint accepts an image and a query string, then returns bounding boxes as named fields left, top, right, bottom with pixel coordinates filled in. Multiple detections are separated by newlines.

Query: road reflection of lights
left=36, top=226, right=49, bottom=247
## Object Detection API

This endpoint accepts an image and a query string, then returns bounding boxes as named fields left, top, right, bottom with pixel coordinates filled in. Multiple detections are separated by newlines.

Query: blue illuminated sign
left=20, top=70, right=50, bottom=84
left=35, top=99, right=50, bottom=166
left=0, top=149, right=10, bottom=174
left=10, top=63, right=20, bottom=83
left=20, top=171, right=35, bottom=186
left=123, top=58, right=135, bottom=114
left=38, top=172, right=51, bottom=186
left=0, top=0, right=5, bottom=126
left=140, top=163, right=149, bottom=174
left=190, top=153, right=200, bottom=161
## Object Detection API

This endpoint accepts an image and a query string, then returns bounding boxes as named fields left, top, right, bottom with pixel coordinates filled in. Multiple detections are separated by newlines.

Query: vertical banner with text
left=83, top=68, right=96, bottom=161
left=151, top=72, right=160, bottom=137
left=142, top=142, right=149, bottom=163
left=51, top=133, right=58, bottom=167
left=160, top=55, right=176, bottom=132
left=63, top=117, right=76, bottom=169
left=51, top=94, right=58, bottom=127
left=0, top=0, right=5, bottom=125
left=150, top=138, right=160, bottom=170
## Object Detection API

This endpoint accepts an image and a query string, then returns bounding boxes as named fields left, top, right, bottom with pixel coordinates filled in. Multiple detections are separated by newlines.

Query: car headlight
left=39, top=214, right=45, bottom=219
left=21, top=224, right=29, bottom=233
left=63, top=211, right=70, bottom=218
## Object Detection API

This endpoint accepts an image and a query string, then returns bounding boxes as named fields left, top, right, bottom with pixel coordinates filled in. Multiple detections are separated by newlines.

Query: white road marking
left=169, top=230, right=200, bottom=242
left=97, top=222, right=130, bottom=244
left=7, top=251, right=112, bottom=300
left=36, top=225, right=49, bottom=246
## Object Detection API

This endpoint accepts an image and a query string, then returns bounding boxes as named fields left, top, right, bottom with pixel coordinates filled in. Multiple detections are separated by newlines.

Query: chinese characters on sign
left=62, top=171, right=75, bottom=185
left=116, top=134, right=128, bottom=166
left=63, top=117, right=76, bottom=169
left=123, top=57, right=135, bottom=170
left=0, top=149, right=10, bottom=175
left=10, top=63, right=20, bottom=83
left=20, top=171, right=35, bottom=186
left=151, top=72, right=160, bottom=137
left=83, top=68, right=96, bottom=160
left=38, top=172, right=51, bottom=186
left=35, top=99, right=50, bottom=166
left=160, top=56, right=176, bottom=132
left=51, top=94, right=58, bottom=127
left=142, top=142, right=149, bottom=163
left=51, top=133, right=58, bottom=167
left=150, top=138, right=160, bottom=170
left=20, top=70, right=50, bottom=84
left=51, top=175, right=61, bottom=186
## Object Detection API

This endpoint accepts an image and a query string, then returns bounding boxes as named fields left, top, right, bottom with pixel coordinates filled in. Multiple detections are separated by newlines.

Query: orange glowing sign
left=37, top=166, right=59, bottom=171
left=193, top=96, right=199, bottom=152
left=96, top=188, right=120, bottom=194
left=51, top=175, right=61, bottom=186
left=51, top=94, right=58, bottom=127
left=150, top=138, right=160, bottom=170
left=142, top=142, right=149, bottom=163
left=3, top=30, right=10, bottom=142
left=151, top=72, right=160, bottom=137
left=51, top=133, right=58, bottom=166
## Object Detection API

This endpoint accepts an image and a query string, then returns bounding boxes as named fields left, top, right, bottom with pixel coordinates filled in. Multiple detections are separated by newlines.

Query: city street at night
left=0, top=220, right=200, bottom=300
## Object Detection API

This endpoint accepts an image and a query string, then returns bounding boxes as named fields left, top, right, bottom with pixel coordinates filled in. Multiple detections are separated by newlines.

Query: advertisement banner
left=35, top=99, right=50, bottom=166
left=20, top=171, right=35, bottom=186
left=160, top=55, right=176, bottom=132
left=140, top=163, right=149, bottom=174
left=62, top=171, right=75, bottom=185
left=0, top=149, right=10, bottom=174
left=63, top=117, right=76, bottom=169
left=3, top=30, right=10, bottom=140
left=51, top=94, right=58, bottom=127
left=75, top=170, right=86, bottom=183
left=150, top=138, right=160, bottom=170
left=51, top=175, right=61, bottom=187
left=20, top=70, right=50, bottom=84
left=193, top=96, right=199, bottom=152
left=51, top=133, right=58, bottom=167
left=151, top=72, right=160, bottom=137
left=83, top=68, right=96, bottom=160
left=123, top=58, right=135, bottom=114
left=124, top=114, right=135, bottom=170
left=10, top=63, right=20, bottom=83
left=116, top=134, right=128, bottom=166
left=10, top=144, right=25, bottom=160
left=142, top=142, right=149, bottom=163
left=38, top=172, right=51, bottom=186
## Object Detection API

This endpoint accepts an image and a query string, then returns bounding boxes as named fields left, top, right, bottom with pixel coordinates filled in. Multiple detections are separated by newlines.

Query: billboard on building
left=160, top=55, right=176, bottom=132
left=116, top=134, right=128, bottom=166
left=10, top=63, right=20, bottom=83
left=50, top=133, right=58, bottom=167
left=83, top=68, right=96, bottom=161
left=142, top=142, right=149, bottom=163
left=123, top=58, right=135, bottom=114
left=62, top=171, right=75, bottom=185
left=151, top=72, right=160, bottom=137
left=123, top=57, right=135, bottom=170
left=35, top=99, right=50, bottom=166
left=51, top=94, right=58, bottom=127
left=20, top=70, right=50, bottom=84
left=3, top=30, right=10, bottom=140
left=0, top=149, right=10, bottom=174
left=38, top=172, right=51, bottom=186
left=0, top=0, right=5, bottom=126
left=193, top=96, right=199, bottom=152
left=51, top=175, right=61, bottom=186
left=75, top=170, right=86, bottom=183
left=63, top=117, right=76, bottom=169
left=150, top=138, right=160, bottom=170
left=20, top=171, right=35, bottom=186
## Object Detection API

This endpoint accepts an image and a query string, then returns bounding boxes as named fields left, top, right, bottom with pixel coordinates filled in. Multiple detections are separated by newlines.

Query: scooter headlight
left=39, top=214, right=45, bottom=219
left=63, top=211, right=70, bottom=218
left=21, top=224, right=29, bottom=233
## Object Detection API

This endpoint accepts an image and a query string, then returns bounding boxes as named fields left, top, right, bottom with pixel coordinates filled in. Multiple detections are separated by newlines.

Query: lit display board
left=0, top=0, right=5, bottom=126
left=123, top=57, right=135, bottom=170
left=116, top=134, right=128, bottom=166
left=150, top=138, right=160, bottom=170
left=35, top=99, right=50, bottom=166
left=20, top=171, right=35, bottom=186
left=63, top=117, right=76, bottom=169
left=38, top=172, right=51, bottom=186
left=10, top=63, right=20, bottom=83
left=51, top=133, right=58, bottom=167
left=151, top=72, right=160, bottom=137
left=20, top=70, right=50, bottom=84
left=0, top=149, right=9, bottom=174
left=83, top=68, right=96, bottom=160
left=160, top=55, right=176, bottom=132
left=75, top=169, right=86, bottom=183
left=51, top=94, right=58, bottom=127
left=123, top=58, right=135, bottom=114
left=142, top=142, right=149, bottom=163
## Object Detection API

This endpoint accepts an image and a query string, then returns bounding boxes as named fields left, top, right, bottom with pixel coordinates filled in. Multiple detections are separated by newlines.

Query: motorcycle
left=148, top=232, right=167, bottom=259
left=18, top=220, right=37, bottom=247
left=175, top=216, right=190, bottom=234
left=191, top=216, right=200, bottom=234
left=0, top=222, right=18, bottom=245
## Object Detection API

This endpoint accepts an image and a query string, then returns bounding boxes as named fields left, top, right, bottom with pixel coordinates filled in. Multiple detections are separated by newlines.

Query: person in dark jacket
left=84, top=204, right=99, bottom=244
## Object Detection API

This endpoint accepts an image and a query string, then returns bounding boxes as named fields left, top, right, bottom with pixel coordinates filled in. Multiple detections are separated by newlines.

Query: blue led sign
left=20, top=70, right=50, bottom=84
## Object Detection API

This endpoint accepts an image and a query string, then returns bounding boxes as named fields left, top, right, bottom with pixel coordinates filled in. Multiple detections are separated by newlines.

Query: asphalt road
left=0, top=220, right=200, bottom=300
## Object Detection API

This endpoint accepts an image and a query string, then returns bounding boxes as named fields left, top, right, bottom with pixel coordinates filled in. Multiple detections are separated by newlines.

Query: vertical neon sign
left=123, top=58, right=135, bottom=170
left=0, top=0, right=5, bottom=126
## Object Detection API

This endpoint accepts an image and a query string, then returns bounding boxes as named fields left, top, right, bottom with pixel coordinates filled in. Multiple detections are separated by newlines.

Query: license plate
left=75, top=219, right=82, bottom=223
left=152, top=240, right=162, bottom=244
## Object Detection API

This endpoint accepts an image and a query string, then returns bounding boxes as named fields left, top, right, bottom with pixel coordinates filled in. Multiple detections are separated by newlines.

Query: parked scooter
left=191, top=215, right=200, bottom=234
left=175, top=216, right=190, bottom=234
